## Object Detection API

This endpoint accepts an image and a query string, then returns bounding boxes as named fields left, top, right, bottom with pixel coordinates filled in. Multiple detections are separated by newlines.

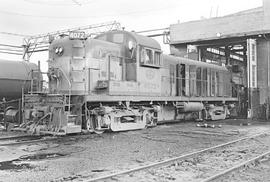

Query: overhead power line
left=0, top=9, right=87, bottom=19
left=0, top=5, right=178, bottom=19
left=136, top=28, right=169, bottom=34
left=0, top=31, right=31, bottom=37
left=0, top=48, right=22, bottom=53
left=0, top=44, right=23, bottom=48
left=24, top=0, right=93, bottom=6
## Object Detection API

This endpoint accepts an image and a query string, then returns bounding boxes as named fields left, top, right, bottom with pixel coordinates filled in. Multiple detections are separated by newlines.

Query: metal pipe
left=263, top=34, right=270, bottom=87
left=37, top=61, right=41, bottom=92
left=30, top=70, right=33, bottom=94
left=147, top=33, right=167, bottom=37
left=108, top=55, right=111, bottom=81
left=136, top=27, right=169, bottom=33
left=267, top=38, right=270, bottom=87
left=21, top=87, right=24, bottom=124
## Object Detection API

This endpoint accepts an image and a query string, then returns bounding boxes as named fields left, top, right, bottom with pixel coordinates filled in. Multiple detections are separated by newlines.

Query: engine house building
left=169, top=0, right=270, bottom=119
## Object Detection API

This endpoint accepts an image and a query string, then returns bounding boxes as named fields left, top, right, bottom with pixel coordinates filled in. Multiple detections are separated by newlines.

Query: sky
left=0, top=0, right=263, bottom=70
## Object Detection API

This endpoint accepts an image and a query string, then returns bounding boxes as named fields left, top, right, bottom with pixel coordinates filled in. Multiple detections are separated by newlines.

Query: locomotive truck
left=21, top=30, right=239, bottom=135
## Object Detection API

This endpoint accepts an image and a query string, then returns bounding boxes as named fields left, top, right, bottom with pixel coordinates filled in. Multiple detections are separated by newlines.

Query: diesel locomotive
left=21, top=30, right=239, bottom=135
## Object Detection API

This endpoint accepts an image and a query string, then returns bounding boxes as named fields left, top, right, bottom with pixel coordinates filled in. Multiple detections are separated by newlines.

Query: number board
left=69, top=31, right=86, bottom=40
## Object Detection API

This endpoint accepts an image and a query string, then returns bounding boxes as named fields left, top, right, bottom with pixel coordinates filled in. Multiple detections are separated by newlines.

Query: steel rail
left=85, top=132, right=268, bottom=182
left=0, top=135, right=39, bottom=141
left=0, top=139, right=49, bottom=147
left=0, top=131, right=94, bottom=147
left=0, top=136, right=58, bottom=147
left=201, top=150, right=270, bottom=182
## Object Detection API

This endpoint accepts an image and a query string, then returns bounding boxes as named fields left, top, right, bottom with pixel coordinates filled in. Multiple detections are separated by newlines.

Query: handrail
left=57, top=67, right=72, bottom=113
left=29, top=69, right=49, bottom=94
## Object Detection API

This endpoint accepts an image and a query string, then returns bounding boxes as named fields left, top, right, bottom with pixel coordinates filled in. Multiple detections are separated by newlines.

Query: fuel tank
left=176, top=102, right=204, bottom=112
left=0, top=60, right=40, bottom=100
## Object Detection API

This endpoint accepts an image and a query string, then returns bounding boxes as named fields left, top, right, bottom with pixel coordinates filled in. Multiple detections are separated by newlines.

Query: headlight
left=58, top=47, right=63, bottom=53
left=55, top=47, right=59, bottom=54
left=55, top=46, right=64, bottom=56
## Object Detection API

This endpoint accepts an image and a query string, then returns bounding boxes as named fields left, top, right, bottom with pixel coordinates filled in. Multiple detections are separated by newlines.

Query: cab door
left=189, top=65, right=196, bottom=96
left=169, top=64, right=176, bottom=96
left=176, top=64, right=186, bottom=96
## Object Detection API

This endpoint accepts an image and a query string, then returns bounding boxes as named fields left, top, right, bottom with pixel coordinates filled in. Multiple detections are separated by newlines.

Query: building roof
left=170, top=6, right=270, bottom=44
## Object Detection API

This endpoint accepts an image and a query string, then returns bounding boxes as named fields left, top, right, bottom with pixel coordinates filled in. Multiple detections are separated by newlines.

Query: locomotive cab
left=95, top=30, right=163, bottom=96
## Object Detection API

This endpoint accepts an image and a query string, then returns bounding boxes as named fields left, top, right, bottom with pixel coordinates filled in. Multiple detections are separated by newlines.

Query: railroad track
left=79, top=132, right=270, bottom=182
left=0, top=135, right=58, bottom=147
left=201, top=150, right=270, bottom=182
left=0, top=132, right=100, bottom=147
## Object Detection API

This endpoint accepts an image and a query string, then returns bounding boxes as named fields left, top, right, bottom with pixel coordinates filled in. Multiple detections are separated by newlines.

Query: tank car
left=0, top=60, right=41, bottom=124
left=21, top=30, right=238, bottom=135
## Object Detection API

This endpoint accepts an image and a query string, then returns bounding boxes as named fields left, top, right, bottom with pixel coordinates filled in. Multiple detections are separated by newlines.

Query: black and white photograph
left=1, top=0, right=270, bottom=181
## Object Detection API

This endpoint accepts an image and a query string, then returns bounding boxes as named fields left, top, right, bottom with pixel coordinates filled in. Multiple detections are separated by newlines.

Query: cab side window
left=140, top=47, right=161, bottom=68
left=154, top=52, right=161, bottom=65
left=141, top=48, right=153, bottom=64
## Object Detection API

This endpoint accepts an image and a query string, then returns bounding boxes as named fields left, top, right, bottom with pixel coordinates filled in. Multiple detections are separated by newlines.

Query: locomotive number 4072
left=69, top=31, right=86, bottom=40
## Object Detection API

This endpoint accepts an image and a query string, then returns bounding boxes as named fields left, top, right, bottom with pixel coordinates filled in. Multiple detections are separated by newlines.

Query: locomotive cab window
left=154, top=52, right=161, bottom=65
left=112, top=34, right=124, bottom=43
left=140, top=47, right=161, bottom=68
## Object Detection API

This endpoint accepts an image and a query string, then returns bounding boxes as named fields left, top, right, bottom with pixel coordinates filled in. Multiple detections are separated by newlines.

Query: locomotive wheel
left=91, top=115, right=105, bottom=134
left=93, top=129, right=105, bottom=134
left=144, top=110, right=157, bottom=127
left=85, top=118, right=94, bottom=133
left=201, top=109, right=207, bottom=120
